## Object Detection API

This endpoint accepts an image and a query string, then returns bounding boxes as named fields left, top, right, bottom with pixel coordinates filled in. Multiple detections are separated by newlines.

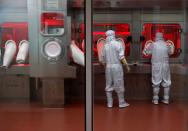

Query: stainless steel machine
left=27, top=0, right=76, bottom=106
left=0, top=0, right=30, bottom=102
left=0, top=0, right=77, bottom=106
left=28, top=0, right=76, bottom=78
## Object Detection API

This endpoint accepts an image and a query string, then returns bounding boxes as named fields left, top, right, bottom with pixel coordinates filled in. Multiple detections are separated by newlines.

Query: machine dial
left=42, top=38, right=64, bottom=62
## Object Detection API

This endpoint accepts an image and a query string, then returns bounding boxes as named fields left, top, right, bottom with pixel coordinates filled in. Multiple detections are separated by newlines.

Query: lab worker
left=143, top=32, right=174, bottom=104
left=101, top=30, right=130, bottom=108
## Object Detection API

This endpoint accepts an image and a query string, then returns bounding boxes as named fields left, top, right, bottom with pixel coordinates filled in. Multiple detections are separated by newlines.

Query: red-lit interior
left=79, top=23, right=131, bottom=57
left=41, top=12, right=64, bottom=33
left=0, top=22, right=29, bottom=66
left=142, top=23, right=181, bottom=58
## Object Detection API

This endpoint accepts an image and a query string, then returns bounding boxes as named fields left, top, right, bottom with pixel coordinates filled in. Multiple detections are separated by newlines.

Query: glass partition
left=0, top=0, right=85, bottom=131
left=92, top=0, right=188, bottom=131
left=41, top=12, right=65, bottom=35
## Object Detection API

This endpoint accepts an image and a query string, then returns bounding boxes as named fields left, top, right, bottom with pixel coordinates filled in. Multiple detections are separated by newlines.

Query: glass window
left=142, top=23, right=181, bottom=58
left=0, top=0, right=85, bottom=131
left=41, top=12, right=65, bottom=35
left=92, top=0, right=188, bottom=131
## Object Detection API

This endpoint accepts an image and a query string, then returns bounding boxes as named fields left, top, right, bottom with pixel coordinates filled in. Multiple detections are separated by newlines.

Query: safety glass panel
left=92, top=0, right=188, bottom=131
left=142, top=23, right=181, bottom=58
left=93, top=23, right=131, bottom=58
left=0, top=0, right=85, bottom=131
left=41, top=12, right=65, bottom=35
left=0, top=22, right=29, bottom=66
left=80, top=23, right=131, bottom=63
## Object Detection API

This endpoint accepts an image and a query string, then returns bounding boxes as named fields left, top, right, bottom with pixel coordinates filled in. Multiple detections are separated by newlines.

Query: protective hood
left=105, top=30, right=115, bottom=42
left=155, top=32, right=164, bottom=41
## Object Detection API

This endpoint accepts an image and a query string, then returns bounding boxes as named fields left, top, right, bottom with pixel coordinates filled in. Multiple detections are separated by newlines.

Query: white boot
left=162, top=87, right=170, bottom=104
left=106, top=92, right=113, bottom=108
left=152, top=87, right=160, bottom=105
left=117, top=92, right=129, bottom=108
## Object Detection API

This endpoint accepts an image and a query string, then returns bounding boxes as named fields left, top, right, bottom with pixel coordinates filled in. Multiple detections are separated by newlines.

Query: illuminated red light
left=79, top=23, right=131, bottom=57
left=0, top=22, right=29, bottom=67
left=142, top=23, right=181, bottom=58
left=12, top=64, right=30, bottom=67
left=1, top=22, right=28, bottom=48
left=41, top=13, right=64, bottom=32
left=93, top=23, right=131, bottom=57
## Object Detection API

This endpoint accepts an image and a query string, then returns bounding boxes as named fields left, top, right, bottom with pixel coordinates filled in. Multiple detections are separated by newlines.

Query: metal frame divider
left=85, top=0, right=93, bottom=131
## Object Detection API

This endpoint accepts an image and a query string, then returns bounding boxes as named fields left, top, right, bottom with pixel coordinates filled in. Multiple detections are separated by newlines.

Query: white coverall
left=101, top=30, right=129, bottom=108
left=144, top=32, right=172, bottom=104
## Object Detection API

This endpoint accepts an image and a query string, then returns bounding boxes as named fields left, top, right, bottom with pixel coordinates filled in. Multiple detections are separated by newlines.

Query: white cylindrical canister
left=3, top=40, right=17, bottom=68
left=16, top=40, right=29, bottom=64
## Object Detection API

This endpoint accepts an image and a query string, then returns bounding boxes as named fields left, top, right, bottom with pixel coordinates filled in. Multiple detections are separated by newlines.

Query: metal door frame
left=85, top=0, right=93, bottom=131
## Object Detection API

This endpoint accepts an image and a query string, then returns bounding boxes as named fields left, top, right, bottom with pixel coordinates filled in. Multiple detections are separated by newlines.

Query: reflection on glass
left=0, top=22, right=29, bottom=67
left=142, top=23, right=181, bottom=58
left=0, top=0, right=85, bottom=131
left=41, top=12, right=64, bottom=35
left=93, top=23, right=131, bottom=57
left=93, top=0, right=188, bottom=131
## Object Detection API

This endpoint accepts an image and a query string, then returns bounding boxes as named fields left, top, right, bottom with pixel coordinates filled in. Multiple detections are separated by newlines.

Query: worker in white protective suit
left=143, top=32, right=174, bottom=105
left=101, top=30, right=130, bottom=108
